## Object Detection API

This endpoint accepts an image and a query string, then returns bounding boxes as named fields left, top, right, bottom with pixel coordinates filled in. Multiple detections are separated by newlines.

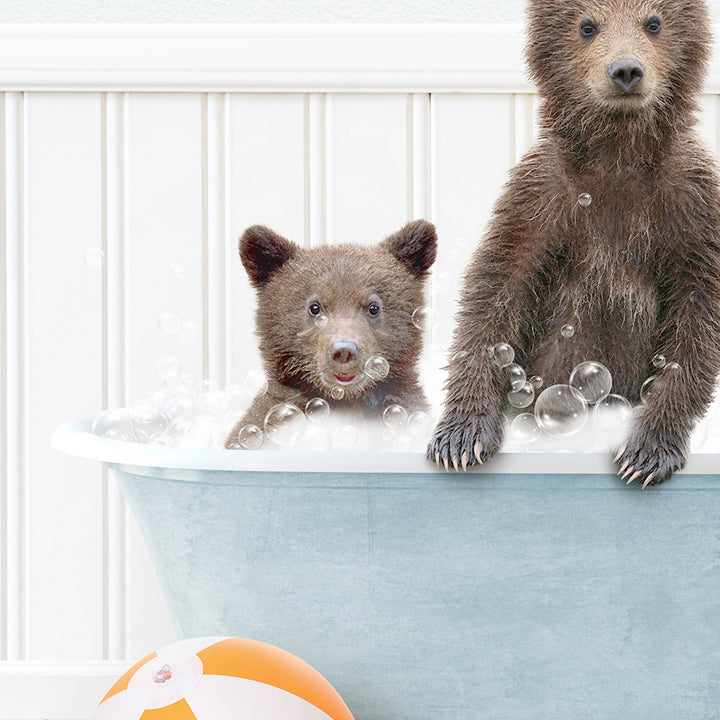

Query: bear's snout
left=329, top=340, right=359, bottom=367
left=608, top=58, right=645, bottom=93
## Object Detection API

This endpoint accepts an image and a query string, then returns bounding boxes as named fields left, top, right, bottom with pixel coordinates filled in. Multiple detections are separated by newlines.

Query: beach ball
left=93, top=636, right=354, bottom=720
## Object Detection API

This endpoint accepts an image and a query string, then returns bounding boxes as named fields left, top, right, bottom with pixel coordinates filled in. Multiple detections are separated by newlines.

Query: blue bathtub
left=53, top=413, right=720, bottom=720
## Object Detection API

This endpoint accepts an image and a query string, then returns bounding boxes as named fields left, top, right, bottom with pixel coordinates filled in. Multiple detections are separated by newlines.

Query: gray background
left=1, top=0, right=712, bottom=24
left=0, top=0, right=719, bottom=23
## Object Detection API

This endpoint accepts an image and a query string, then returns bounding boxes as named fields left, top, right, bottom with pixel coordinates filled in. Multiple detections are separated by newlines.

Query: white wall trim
left=0, top=661, right=129, bottom=719
left=1, top=23, right=527, bottom=93
left=3, top=23, right=720, bottom=94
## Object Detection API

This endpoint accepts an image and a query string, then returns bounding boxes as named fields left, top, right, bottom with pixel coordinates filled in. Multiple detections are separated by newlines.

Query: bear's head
left=526, top=0, right=712, bottom=137
left=239, top=220, right=437, bottom=403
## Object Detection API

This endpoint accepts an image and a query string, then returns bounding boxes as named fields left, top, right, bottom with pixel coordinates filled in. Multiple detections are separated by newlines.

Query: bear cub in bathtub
left=428, top=0, right=720, bottom=484
left=225, top=220, right=437, bottom=449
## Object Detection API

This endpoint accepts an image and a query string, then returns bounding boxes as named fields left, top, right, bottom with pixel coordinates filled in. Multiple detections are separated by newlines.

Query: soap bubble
left=507, top=381, right=535, bottom=408
left=196, top=380, right=224, bottom=414
left=84, top=247, right=105, bottom=268
left=561, top=324, right=575, bottom=338
left=529, top=375, right=544, bottom=390
left=178, top=320, right=200, bottom=345
left=244, top=368, right=268, bottom=398
left=333, top=424, right=358, bottom=450
left=302, top=424, right=330, bottom=451
left=510, top=412, right=541, bottom=442
left=129, top=397, right=158, bottom=424
left=578, top=193, right=592, bottom=207
left=224, top=409, right=245, bottom=435
left=102, top=428, right=134, bottom=442
left=504, top=363, right=527, bottom=391
left=652, top=354, right=667, bottom=369
left=491, top=343, right=515, bottom=367
left=170, top=261, right=187, bottom=280
left=158, top=313, right=181, bottom=335
left=157, top=355, right=182, bottom=382
left=264, top=403, right=305, bottom=447
left=412, top=306, right=440, bottom=331
left=407, top=410, right=431, bottom=437
left=181, top=414, right=218, bottom=449
left=331, top=386, right=345, bottom=400
left=534, top=384, right=588, bottom=437
left=640, top=375, right=656, bottom=404
left=569, top=361, right=612, bottom=404
left=148, top=433, right=173, bottom=447
left=383, top=403, right=408, bottom=429
left=236, top=424, right=263, bottom=450
left=166, top=414, right=195, bottom=443
left=593, top=393, right=632, bottom=431
left=224, top=384, right=252, bottom=411
left=365, top=355, right=390, bottom=380
left=665, top=362, right=682, bottom=374
left=305, top=397, right=330, bottom=423
left=131, top=405, right=168, bottom=443
left=314, top=314, right=328, bottom=328
left=93, top=409, right=134, bottom=438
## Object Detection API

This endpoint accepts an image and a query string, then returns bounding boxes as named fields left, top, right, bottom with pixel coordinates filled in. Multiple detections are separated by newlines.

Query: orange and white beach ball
left=93, top=636, right=354, bottom=720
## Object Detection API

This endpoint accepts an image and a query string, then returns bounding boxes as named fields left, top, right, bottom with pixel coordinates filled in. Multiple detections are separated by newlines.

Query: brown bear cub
left=428, top=0, right=720, bottom=484
left=226, top=220, right=437, bottom=449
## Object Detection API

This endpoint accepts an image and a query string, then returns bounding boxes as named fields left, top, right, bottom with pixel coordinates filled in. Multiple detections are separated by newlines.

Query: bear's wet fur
left=226, top=220, right=437, bottom=448
left=428, top=0, right=720, bottom=484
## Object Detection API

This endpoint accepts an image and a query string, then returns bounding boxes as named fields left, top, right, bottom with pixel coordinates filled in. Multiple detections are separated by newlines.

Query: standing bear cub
left=429, top=0, right=720, bottom=484
left=226, top=220, right=437, bottom=449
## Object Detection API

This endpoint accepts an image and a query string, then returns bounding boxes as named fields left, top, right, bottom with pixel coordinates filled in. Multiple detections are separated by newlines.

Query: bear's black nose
left=608, top=58, right=645, bottom=93
left=329, top=340, right=359, bottom=366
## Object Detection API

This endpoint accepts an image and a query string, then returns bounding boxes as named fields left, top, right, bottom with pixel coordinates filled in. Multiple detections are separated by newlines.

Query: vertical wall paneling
left=512, top=93, right=538, bottom=163
left=102, top=91, right=127, bottom=662
left=225, top=94, right=307, bottom=387
left=124, top=93, right=205, bottom=400
left=204, top=93, right=227, bottom=387
left=409, top=93, right=436, bottom=393
left=124, top=92, right=204, bottom=658
left=428, top=93, right=514, bottom=405
left=24, top=93, right=105, bottom=660
left=698, top=94, right=719, bottom=155
left=2, top=91, right=25, bottom=662
left=306, top=93, right=328, bottom=248
left=325, top=94, right=411, bottom=245
left=410, top=93, right=431, bottom=221
left=0, top=92, right=6, bottom=662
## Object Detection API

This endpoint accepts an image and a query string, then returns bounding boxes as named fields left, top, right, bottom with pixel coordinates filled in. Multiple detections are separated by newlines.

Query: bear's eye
left=368, top=303, right=380, bottom=316
left=308, top=302, right=322, bottom=316
left=579, top=19, right=597, bottom=38
left=645, top=16, right=661, bottom=35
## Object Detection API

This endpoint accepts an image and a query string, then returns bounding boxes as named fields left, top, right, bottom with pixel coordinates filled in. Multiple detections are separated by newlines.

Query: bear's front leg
left=427, top=231, right=550, bottom=470
left=615, top=385, right=691, bottom=487
left=427, top=347, right=506, bottom=471
left=616, top=220, right=720, bottom=486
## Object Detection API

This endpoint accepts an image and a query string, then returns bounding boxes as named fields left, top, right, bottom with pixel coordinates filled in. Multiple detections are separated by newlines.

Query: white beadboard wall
left=1, top=24, right=720, bottom=719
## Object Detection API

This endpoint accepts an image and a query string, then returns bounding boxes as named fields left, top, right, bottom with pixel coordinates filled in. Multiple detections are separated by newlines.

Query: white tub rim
left=51, top=412, right=720, bottom=476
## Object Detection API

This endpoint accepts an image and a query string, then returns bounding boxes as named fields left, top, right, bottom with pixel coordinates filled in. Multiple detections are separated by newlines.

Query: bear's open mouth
left=332, top=373, right=363, bottom=385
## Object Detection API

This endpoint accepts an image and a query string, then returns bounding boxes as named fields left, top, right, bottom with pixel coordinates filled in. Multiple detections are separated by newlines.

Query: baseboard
left=0, top=662, right=129, bottom=720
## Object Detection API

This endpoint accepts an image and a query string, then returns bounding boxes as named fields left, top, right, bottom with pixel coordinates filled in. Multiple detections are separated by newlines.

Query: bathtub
left=53, top=412, right=720, bottom=720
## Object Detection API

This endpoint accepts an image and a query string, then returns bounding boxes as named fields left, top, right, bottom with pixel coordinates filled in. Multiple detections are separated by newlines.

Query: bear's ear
left=239, top=225, right=299, bottom=288
left=380, top=219, right=437, bottom=278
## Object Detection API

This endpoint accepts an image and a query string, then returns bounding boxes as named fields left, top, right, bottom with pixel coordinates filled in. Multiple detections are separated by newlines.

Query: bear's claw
left=613, top=427, right=686, bottom=488
left=426, top=412, right=503, bottom=472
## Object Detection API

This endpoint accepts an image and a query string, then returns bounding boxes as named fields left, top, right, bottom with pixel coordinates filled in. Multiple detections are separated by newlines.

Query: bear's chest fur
left=526, top=170, right=665, bottom=398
